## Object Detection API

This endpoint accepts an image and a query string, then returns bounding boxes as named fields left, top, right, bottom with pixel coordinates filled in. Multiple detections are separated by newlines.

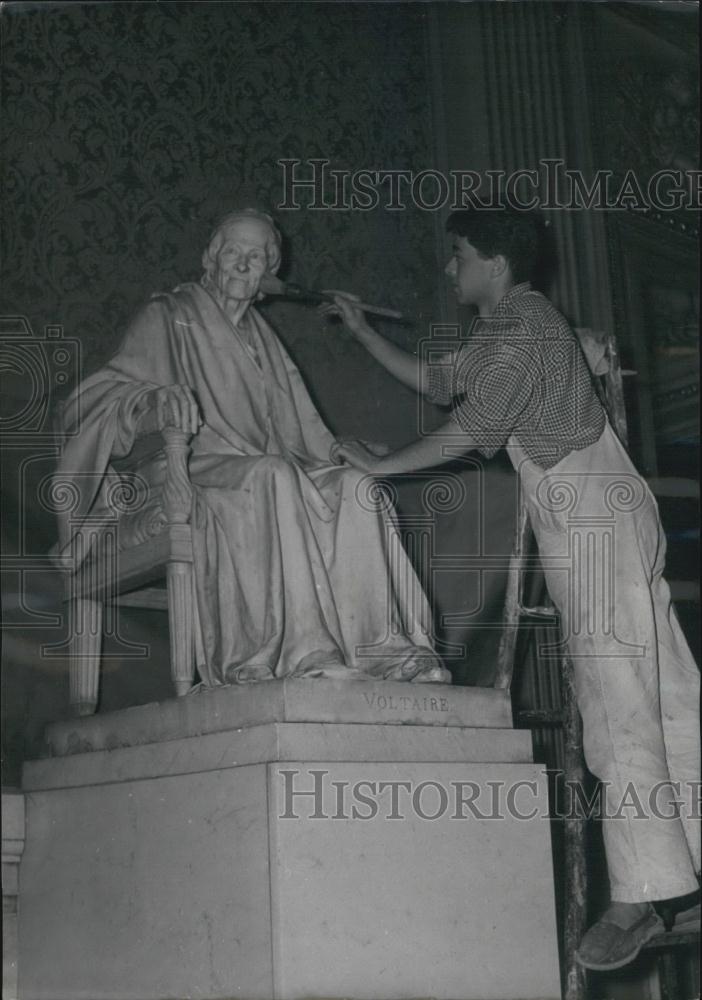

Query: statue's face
left=210, top=217, right=273, bottom=303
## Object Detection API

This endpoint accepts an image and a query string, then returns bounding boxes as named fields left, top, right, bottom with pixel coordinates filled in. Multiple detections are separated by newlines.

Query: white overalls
left=509, top=421, right=700, bottom=901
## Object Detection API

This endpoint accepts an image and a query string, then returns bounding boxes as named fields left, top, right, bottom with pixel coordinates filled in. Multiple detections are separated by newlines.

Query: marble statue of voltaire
left=54, top=210, right=450, bottom=687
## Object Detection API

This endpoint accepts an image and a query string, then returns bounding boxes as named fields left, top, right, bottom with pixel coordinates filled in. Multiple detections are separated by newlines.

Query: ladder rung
left=519, top=604, right=558, bottom=618
left=518, top=709, right=565, bottom=725
left=642, top=928, right=700, bottom=951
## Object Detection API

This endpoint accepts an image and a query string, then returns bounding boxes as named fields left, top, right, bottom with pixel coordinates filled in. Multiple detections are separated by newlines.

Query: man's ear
left=491, top=254, right=509, bottom=278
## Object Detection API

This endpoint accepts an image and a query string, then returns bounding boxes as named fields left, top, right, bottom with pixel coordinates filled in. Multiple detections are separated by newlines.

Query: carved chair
left=66, top=426, right=196, bottom=716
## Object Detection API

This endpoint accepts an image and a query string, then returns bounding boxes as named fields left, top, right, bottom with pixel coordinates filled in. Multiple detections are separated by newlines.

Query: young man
left=325, top=207, right=700, bottom=971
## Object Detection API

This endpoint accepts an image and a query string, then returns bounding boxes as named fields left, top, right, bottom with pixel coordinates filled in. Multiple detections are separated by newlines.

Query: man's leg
left=539, top=500, right=698, bottom=968
left=650, top=570, right=701, bottom=875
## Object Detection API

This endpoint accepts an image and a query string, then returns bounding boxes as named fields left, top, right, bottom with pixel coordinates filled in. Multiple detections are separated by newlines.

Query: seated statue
left=53, top=209, right=450, bottom=686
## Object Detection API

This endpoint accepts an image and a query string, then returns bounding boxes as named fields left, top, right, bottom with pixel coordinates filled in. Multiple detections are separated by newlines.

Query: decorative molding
left=610, top=3, right=698, bottom=59
left=607, top=213, right=699, bottom=473
left=116, top=502, right=168, bottom=551
left=628, top=205, right=699, bottom=240
left=479, top=3, right=589, bottom=324
left=610, top=67, right=698, bottom=174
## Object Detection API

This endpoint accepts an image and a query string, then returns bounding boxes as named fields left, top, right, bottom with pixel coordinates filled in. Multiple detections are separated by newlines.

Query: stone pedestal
left=2, top=791, right=25, bottom=1000
left=19, top=681, right=561, bottom=999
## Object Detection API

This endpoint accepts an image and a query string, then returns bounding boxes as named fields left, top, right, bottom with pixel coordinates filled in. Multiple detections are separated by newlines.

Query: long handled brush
left=260, top=273, right=407, bottom=322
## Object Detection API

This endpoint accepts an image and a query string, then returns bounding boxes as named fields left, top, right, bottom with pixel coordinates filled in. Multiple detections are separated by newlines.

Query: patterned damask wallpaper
left=2, top=1, right=438, bottom=427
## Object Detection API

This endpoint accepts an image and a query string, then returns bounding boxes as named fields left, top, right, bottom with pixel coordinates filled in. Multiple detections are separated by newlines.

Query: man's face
left=211, top=218, right=272, bottom=302
left=445, top=235, right=494, bottom=306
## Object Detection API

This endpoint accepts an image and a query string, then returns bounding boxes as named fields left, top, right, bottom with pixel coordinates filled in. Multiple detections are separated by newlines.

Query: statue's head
left=201, top=209, right=282, bottom=304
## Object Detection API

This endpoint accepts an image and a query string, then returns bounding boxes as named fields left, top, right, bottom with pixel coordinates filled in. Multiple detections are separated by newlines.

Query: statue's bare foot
left=384, top=656, right=451, bottom=684
left=410, top=662, right=452, bottom=684
left=225, top=663, right=275, bottom=684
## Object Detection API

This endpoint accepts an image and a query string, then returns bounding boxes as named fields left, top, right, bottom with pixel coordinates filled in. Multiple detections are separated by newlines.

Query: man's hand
left=332, top=438, right=387, bottom=473
left=359, top=439, right=392, bottom=457
left=331, top=437, right=391, bottom=464
left=318, top=291, right=370, bottom=338
left=141, top=385, right=202, bottom=435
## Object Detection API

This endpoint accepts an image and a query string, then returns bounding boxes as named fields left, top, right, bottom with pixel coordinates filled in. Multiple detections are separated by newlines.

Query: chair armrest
left=111, top=431, right=168, bottom=475
left=111, top=426, right=194, bottom=525
left=160, top=427, right=193, bottom=523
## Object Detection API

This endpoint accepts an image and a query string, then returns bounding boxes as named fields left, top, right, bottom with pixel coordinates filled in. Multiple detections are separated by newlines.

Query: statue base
left=20, top=681, right=561, bottom=999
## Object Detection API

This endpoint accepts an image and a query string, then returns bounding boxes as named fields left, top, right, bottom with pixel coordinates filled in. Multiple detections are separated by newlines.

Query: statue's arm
left=133, top=384, right=202, bottom=436
left=109, top=297, right=204, bottom=440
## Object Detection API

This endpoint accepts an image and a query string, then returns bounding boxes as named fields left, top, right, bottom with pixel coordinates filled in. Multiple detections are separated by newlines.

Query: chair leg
left=167, top=561, right=195, bottom=696
left=69, top=597, right=103, bottom=716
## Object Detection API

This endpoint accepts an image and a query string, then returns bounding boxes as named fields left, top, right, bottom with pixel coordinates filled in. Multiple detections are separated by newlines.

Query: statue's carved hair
left=201, top=209, right=283, bottom=280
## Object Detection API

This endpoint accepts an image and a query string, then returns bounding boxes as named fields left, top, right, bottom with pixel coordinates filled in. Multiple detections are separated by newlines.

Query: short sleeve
left=424, top=352, right=457, bottom=405
left=451, top=333, right=542, bottom=458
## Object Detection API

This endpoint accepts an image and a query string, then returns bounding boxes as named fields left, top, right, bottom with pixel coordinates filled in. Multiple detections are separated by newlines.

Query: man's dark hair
left=445, top=207, right=546, bottom=284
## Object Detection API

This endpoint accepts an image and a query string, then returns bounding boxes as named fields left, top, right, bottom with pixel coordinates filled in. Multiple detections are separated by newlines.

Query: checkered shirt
left=426, top=283, right=606, bottom=469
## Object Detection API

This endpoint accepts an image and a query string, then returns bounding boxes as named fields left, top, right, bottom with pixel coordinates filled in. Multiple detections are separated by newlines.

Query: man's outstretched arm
left=334, top=418, right=478, bottom=474
left=322, top=292, right=428, bottom=395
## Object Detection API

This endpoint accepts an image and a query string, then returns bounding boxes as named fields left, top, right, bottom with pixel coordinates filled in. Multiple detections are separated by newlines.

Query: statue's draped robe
left=55, top=283, right=443, bottom=684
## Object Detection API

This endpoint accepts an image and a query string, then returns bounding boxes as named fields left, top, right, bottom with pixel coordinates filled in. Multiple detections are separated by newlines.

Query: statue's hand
left=142, top=385, right=202, bottom=435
